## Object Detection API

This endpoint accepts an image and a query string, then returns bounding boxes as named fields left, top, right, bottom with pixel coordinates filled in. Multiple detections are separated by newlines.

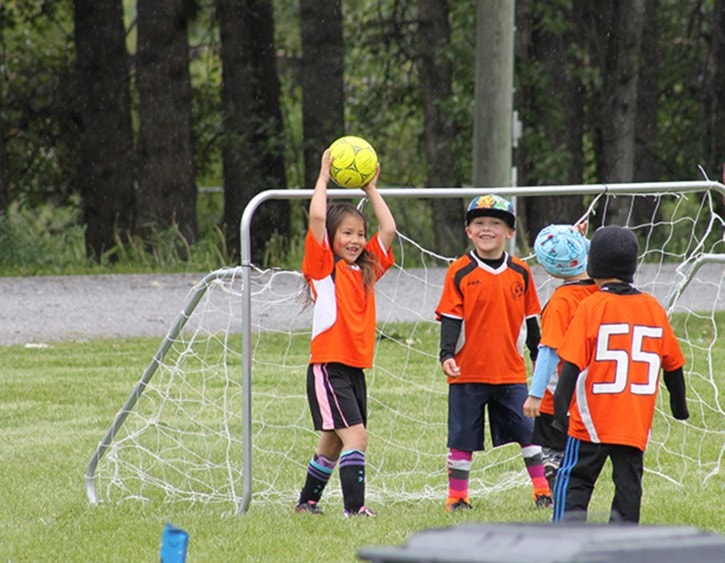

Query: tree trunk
left=217, top=0, right=289, bottom=264
left=582, top=0, right=646, bottom=227
left=135, top=0, right=198, bottom=247
left=634, top=0, right=660, bottom=183
left=300, top=0, right=344, bottom=189
left=0, top=6, right=7, bottom=212
left=708, top=0, right=725, bottom=184
left=417, top=0, right=466, bottom=256
left=599, top=0, right=645, bottom=183
left=73, top=0, right=136, bottom=260
left=0, top=122, right=6, bottom=212
left=0, top=109, right=6, bottom=213
left=473, top=0, right=514, bottom=187
left=707, top=0, right=725, bottom=222
left=516, top=0, right=586, bottom=247
left=631, top=0, right=661, bottom=224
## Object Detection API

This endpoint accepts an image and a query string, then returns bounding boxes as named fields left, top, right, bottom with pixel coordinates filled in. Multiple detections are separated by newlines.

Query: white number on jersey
left=592, top=323, right=663, bottom=395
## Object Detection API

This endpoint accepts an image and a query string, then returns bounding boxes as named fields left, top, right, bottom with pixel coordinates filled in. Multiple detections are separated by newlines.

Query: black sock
left=298, top=454, right=337, bottom=504
left=339, top=449, right=365, bottom=512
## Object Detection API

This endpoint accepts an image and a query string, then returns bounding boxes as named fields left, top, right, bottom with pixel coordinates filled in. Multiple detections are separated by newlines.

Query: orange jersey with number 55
left=558, top=289, right=685, bottom=451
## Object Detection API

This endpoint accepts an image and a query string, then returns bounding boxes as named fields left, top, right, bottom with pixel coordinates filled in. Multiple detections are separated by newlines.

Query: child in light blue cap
left=523, top=223, right=598, bottom=496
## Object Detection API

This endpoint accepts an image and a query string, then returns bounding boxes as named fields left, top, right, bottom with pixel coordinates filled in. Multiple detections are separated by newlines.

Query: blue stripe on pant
left=552, top=435, right=580, bottom=522
left=552, top=437, right=644, bottom=523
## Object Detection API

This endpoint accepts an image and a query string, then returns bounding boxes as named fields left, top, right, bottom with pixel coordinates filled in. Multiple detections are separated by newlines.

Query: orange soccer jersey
left=557, top=289, right=685, bottom=451
left=435, top=252, right=541, bottom=384
left=538, top=280, right=599, bottom=415
left=302, top=229, right=394, bottom=368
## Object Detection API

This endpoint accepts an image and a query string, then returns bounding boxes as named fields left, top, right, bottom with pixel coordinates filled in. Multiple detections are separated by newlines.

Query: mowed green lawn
left=1, top=314, right=723, bottom=561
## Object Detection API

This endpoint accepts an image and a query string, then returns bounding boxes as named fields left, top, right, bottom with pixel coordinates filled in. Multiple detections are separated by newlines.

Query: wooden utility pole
left=472, top=0, right=515, bottom=187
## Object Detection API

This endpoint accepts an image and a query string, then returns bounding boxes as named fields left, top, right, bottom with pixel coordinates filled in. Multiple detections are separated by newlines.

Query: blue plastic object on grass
left=160, top=523, right=189, bottom=563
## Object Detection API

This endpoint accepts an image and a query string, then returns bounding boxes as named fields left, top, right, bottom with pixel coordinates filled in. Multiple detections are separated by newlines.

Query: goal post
left=86, top=180, right=725, bottom=515
left=84, top=267, right=246, bottom=506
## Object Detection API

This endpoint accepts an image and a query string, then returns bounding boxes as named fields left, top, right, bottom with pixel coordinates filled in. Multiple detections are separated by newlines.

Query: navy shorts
left=447, top=383, right=533, bottom=451
left=307, top=363, right=367, bottom=431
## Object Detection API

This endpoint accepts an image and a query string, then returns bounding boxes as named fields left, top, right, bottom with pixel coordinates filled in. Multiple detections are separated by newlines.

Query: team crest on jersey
left=510, top=281, right=524, bottom=299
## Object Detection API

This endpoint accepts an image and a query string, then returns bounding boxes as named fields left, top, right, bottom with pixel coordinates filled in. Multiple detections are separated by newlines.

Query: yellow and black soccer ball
left=328, top=135, right=378, bottom=188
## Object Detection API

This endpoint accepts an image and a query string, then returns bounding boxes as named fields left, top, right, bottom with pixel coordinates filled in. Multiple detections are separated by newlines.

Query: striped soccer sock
left=339, top=449, right=366, bottom=513
left=521, top=444, right=550, bottom=496
left=298, top=454, right=338, bottom=504
left=447, top=448, right=472, bottom=504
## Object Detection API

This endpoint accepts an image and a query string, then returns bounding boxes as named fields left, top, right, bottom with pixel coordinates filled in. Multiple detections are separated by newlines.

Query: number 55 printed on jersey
left=593, top=323, right=663, bottom=396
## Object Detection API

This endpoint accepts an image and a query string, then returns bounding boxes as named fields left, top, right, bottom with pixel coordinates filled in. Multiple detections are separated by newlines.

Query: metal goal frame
left=85, top=180, right=725, bottom=513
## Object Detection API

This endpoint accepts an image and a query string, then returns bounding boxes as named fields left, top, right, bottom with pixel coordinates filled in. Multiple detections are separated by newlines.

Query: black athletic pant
left=553, top=437, right=644, bottom=524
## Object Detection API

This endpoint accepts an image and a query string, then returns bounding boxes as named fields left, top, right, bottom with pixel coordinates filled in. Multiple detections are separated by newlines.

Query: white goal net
left=85, top=183, right=724, bottom=514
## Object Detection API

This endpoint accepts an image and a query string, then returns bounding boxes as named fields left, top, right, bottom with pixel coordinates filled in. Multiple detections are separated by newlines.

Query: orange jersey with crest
left=539, top=280, right=599, bottom=415
left=435, top=252, right=541, bottom=384
left=302, top=229, right=394, bottom=368
left=558, top=288, right=685, bottom=451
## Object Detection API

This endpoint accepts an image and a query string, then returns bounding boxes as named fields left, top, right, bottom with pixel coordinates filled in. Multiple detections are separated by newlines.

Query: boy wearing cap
left=552, top=225, right=689, bottom=524
left=435, top=194, right=550, bottom=511
left=523, top=224, right=599, bottom=498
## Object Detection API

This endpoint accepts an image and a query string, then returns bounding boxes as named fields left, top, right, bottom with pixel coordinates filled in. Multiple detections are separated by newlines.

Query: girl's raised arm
left=308, top=149, right=332, bottom=244
left=361, top=164, right=396, bottom=250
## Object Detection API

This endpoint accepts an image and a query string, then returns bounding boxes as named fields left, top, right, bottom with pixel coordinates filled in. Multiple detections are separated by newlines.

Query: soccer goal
left=85, top=181, right=725, bottom=515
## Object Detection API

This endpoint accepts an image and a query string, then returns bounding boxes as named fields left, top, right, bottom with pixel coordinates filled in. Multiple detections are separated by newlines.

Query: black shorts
left=532, top=412, right=567, bottom=452
left=307, top=363, right=367, bottom=431
left=448, top=383, right=534, bottom=451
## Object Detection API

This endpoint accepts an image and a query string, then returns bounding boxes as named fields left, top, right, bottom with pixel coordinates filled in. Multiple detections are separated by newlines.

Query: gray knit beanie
left=587, top=226, right=639, bottom=283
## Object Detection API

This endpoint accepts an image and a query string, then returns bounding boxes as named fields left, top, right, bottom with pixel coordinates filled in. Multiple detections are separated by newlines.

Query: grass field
left=1, top=313, right=723, bottom=561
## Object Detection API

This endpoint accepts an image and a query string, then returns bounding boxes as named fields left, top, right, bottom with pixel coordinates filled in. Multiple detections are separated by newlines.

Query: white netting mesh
left=88, top=189, right=724, bottom=513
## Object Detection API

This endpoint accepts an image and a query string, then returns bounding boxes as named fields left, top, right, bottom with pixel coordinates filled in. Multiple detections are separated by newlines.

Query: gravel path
left=0, top=273, right=205, bottom=346
left=0, top=262, right=722, bottom=346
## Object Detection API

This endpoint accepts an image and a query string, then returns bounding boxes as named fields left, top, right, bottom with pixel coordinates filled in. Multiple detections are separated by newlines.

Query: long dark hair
left=326, top=202, right=380, bottom=292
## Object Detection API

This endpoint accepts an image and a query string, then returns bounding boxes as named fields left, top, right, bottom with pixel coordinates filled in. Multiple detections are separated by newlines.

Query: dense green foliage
left=1, top=1, right=723, bottom=273
left=0, top=194, right=230, bottom=275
